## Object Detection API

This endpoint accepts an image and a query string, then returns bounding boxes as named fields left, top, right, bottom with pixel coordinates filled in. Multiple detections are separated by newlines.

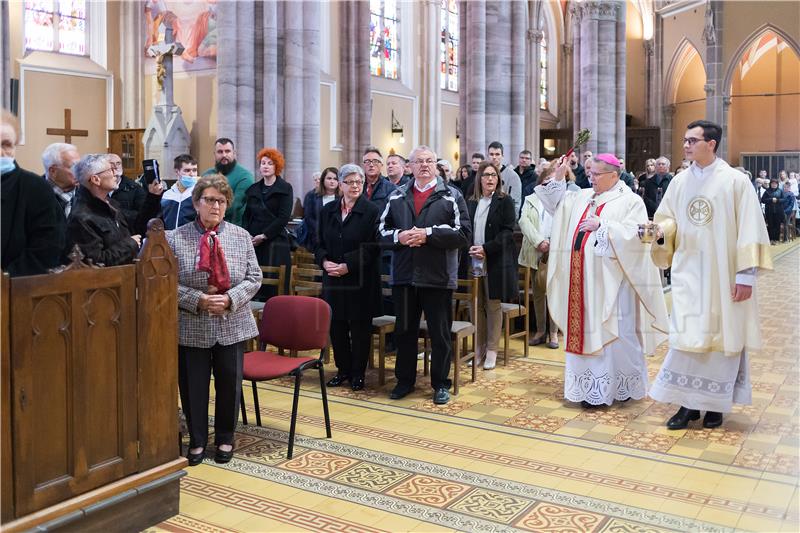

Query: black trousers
left=330, top=318, right=372, bottom=378
left=178, top=342, right=244, bottom=449
left=766, top=211, right=782, bottom=241
left=393, top=285, right=453, bottom=391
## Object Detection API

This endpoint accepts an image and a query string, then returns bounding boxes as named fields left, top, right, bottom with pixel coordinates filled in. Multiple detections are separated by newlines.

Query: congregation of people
left=1, top=108, right=785, bottom=465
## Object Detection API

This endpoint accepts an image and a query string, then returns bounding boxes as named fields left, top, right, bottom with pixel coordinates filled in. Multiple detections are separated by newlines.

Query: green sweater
left=202, top=163, right=254, bottom=226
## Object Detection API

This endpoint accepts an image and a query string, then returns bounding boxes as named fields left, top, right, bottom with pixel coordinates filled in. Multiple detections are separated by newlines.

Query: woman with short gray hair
left=315, top=163, right=381, bottom=391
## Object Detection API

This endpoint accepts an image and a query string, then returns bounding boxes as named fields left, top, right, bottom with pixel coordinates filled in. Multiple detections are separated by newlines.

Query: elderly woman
left=467, top=161, right=518, bottom=369
left=66, top=154, right=162, bottom=266
left=762, top=178, right=785, bottom=243
left=243, top=148, right=293, bottom=298
left=167, top=174, right=261, bottom=466
left=519, top=164, right=560, bottom=349
left=316, top=164, right=381, bottom=391
left=302, top=166, right=340, bottom=253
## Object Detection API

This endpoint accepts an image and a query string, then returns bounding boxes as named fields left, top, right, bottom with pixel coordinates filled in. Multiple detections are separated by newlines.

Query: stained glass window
left=440, top=0, right=459, bottom=91
left=369, top=0, right=400, bottom=80
left=24, top=0, right=86, bottom=56
left=539, top=31, right=548, bottom=110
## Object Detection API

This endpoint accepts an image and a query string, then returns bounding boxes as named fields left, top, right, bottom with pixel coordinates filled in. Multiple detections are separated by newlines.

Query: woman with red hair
left=243, top=147, right=293, bottom=298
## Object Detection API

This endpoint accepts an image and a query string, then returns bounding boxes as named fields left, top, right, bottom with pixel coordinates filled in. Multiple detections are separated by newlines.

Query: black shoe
left=326, top=374, right=349, bottom=387
left=433, top=388, right=450, bottom=405
left=351, top=377, right=365, bottom=391
left=581, top=400, right=601, bottom=409
left=187, top=449, right=205, bottom=466
left=389, top=385, right=414, bottom=400
left=703, top=411, right=723, bottom=428
left=214, top=447, right=234, bottom=464
left=666, top=406, right=700, bottom=430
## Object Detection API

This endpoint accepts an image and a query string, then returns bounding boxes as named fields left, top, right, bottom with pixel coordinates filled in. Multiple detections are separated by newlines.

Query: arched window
left=370, top=0, right=400, bottom=80
left=440, top=0, right=459, bottom=91
left=539, top=30, right=548, bottom=110
left=25, top=0, right=87, bottom=56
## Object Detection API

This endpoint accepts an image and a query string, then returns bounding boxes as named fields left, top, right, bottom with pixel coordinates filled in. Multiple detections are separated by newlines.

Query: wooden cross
left=46, top=108, right=88, bottom=143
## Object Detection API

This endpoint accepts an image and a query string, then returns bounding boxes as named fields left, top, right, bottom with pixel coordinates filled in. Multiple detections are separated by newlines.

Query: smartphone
left=142, top=159, right=161, bottom=185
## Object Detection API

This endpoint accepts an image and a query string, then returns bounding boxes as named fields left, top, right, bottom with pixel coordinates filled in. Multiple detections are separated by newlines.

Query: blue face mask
left=179, top=175, right=197, bottom=188
left=0, top=157, right=15, bottom=174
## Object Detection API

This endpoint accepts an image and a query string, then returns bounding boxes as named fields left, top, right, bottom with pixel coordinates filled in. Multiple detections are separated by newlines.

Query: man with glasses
left=515, top=149, right=537, bottom=200
left=107, top=153, right=144, bottom=224
left=361, top=146, right=397, bottom=214
left=535, top=154, right=669, bottom=408
left=66, top=154, right=161, bottom=266
left=649, top=120, right=772, bottom=431
left=41, top=142, right=81, bottom=221
left=379, top=145, right=471, bottom=405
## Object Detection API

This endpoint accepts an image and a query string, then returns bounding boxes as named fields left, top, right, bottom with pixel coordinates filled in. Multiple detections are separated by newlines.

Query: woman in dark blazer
left=315, top=164, right=381, bottom=391
left=467, top=161, right=518, bottom=370
left=242, top=147, right=293, bottom=298
left=302, top=166, right=340, bottom=253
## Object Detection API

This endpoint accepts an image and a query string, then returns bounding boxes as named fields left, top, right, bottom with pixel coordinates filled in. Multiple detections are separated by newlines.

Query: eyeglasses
left=108, top=161, right=123, bottom=168
left=482, top=172, right=498, bottom=178
left=201, top=197, right=227, bottom=206
left=97, top=167, right=115, bottom=177
left=588, top=171, right=615, bottom=179
left=342, top=179, right=363, bottom=187
left=683, top=137, right=705, bottom=146
left=413, top=158, right=436, bottom=166
left=362, top=159, right=382, bottom=166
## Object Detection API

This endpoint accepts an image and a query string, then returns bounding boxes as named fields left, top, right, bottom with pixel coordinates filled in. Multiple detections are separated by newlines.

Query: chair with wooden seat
left=290, top=265, right=323, bottom=297
left=372, top=275, right=396, bottom=385
left=240, top=295, right=332, bottom=459
left=501, top=266, right=531, bottom=364
left=421, top=277, right=478, bottom=394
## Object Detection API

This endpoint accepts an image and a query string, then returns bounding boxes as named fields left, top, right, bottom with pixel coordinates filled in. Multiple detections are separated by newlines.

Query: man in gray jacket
left=488, top=141, right=522, bottom=216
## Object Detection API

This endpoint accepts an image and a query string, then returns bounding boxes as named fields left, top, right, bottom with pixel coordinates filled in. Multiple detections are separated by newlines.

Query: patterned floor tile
left=280, top=451, right=358, bottom=478
left=611, top=430, right=679, bottom=453
left=235, top=437, right=298, bottom=466
left=329, top=462, right=411, bottom=491
left=385, top=475, right=471, bottom=507
left=447, top=487, right=531, bottom=523
left=514, top=502, right=606, bottom=532
left=504, top=413, right=569, bottom=432
left=482, top=392, right=535, bottom=410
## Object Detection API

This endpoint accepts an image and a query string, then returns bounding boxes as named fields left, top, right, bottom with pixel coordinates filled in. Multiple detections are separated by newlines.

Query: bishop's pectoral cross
left=46, top=108, right=88, bottom=143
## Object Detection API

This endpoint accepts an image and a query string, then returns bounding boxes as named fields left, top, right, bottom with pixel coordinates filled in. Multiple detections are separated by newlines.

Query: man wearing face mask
left=107, top=153, right=146, bottom=229
left=162, top=154, right=199, bottom=230
left=1, top=109, right=65, bottom=276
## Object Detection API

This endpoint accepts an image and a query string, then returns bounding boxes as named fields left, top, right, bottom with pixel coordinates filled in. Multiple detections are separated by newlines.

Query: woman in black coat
left=315, top=164, right=381, bottom=391
left=302, top=166, right=340, bottom=253
left=467, top=161, right=518, bottom=370
left=243, top=148, right=293, bottom=298
left=761, top=178, right=785, bottom=243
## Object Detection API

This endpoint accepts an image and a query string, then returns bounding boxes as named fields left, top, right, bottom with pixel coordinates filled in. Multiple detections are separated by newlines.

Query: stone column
left=1, top=1, right=11, bottom=110
left=339, top=0, right=371, bottom=163
left=571, top=0, right=626, bottom=156
left=662, top=103, right=676, bottom=161
left=217, top=0, right=321, bottom=197
left=527, top=28, right=544, bottom=159
left=561, top=43, right=573, bottom=130
left=460, top=1, right=526, bottom=160
left=720, top=95, right=731, bottom=162
left=419, top=0, right=441, bottom=153
left=703, top=0, right=724, bottom=127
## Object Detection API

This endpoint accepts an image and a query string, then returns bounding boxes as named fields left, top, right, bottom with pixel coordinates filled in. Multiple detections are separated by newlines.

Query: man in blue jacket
left=161, top=154, right=198, bottom=230
left=379, top=145, right=471, bottom=405
left=362, top=146, right=397, bottom=214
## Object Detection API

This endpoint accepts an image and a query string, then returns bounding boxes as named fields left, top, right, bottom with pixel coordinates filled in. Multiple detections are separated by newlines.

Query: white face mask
left=0, top=156, right=15, bottom=173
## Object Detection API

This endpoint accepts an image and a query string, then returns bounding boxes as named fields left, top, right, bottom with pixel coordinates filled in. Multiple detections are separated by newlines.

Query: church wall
left=441, top=102, right=459, bottom=167
left=661, top=4, right=705, bottom=93
left=625, top=0, right=645, bottom=127
left=370, top=91, right=415, bottom=162
left=671, top=53, right=705, bottom=166
left=722, top=1, right=800, bottom=74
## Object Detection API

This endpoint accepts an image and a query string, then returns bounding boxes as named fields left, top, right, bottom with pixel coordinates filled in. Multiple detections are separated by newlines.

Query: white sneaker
left=483, top=350, right=497, bottom=370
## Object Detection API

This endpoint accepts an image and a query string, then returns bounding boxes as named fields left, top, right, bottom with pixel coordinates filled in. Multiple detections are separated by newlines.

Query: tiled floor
left=149, top=242, right=799, bottom=533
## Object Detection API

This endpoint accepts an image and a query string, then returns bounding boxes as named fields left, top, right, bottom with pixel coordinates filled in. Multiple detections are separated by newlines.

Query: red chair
left=240, top=295, right=332, bottom=458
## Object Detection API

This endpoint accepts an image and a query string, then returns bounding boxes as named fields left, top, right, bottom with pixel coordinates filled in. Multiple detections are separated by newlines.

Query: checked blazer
left=167, top=221, right=262, bottom=348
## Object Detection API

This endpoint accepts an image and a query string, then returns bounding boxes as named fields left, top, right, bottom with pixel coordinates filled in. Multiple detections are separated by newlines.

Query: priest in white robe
left=648, top=120, right=772, bottom=430
left=536, top=154, right=669, bottom=407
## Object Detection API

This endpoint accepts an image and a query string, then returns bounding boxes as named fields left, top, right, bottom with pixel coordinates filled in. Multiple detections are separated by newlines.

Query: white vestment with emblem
left=536, top=180, right=669, bottom=406
left=648, top=158, right=772, bottom=412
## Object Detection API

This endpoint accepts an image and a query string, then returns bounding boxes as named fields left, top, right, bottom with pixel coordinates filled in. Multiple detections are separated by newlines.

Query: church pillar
left=526, top=28, right=544, bottom=159
left=571, top=0, right=626, bottom=156
left=419, top=0, right=442, bottom=153
left=561, top=43, right=573, bottom=130
left=339, top=1, right=371, bottom=163
left=662, top=103, right=675, bottom=162
left=703, top=1, right=724, bottom=129
left=2, top=1, right=11, bottom=110
left=460, top=1, right=526, bottom=160
left=119, top=1, right=144, bottom=128
left=644, top=39, right=655, bottom=125
left=720, top=95, right=731, bottom=162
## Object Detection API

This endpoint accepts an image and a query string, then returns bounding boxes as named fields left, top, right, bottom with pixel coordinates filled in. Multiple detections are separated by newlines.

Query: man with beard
left=202, top=138, right=254, bottom=226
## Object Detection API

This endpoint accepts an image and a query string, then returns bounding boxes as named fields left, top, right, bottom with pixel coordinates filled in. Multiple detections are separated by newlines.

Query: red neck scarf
left=196, top=221, right=231, bottom=293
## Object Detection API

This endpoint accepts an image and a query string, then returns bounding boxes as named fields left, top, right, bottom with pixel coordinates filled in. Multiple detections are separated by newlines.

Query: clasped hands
left=198, top=286, right=231, bottom=316
left=468, top=245, right=485, bottom=260
left=398, top=227, right=428, bottom=247
left=323, top=260, right=349, bottom=277
left=578, top=215, right=601, bottom=233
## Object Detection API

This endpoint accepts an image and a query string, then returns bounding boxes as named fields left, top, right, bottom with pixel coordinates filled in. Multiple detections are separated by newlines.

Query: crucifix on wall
left=46, top=108, right=88, bottom=143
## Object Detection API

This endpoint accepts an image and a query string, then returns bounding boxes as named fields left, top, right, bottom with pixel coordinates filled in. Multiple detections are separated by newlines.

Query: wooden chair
left=240, top=296, right=332, bottom=459
left=421, top=277, right=478, bottom=394
left=501, top=266, right=530, bottom=364
left=372, top=275, right=396, bottom=385
left=290, top=265, right=323, bottom=297
left=249, top=265, right=288, bottom=317
left=292, top=249, right=316, bottom=268
left=782, top=212, right=796, bottom=241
